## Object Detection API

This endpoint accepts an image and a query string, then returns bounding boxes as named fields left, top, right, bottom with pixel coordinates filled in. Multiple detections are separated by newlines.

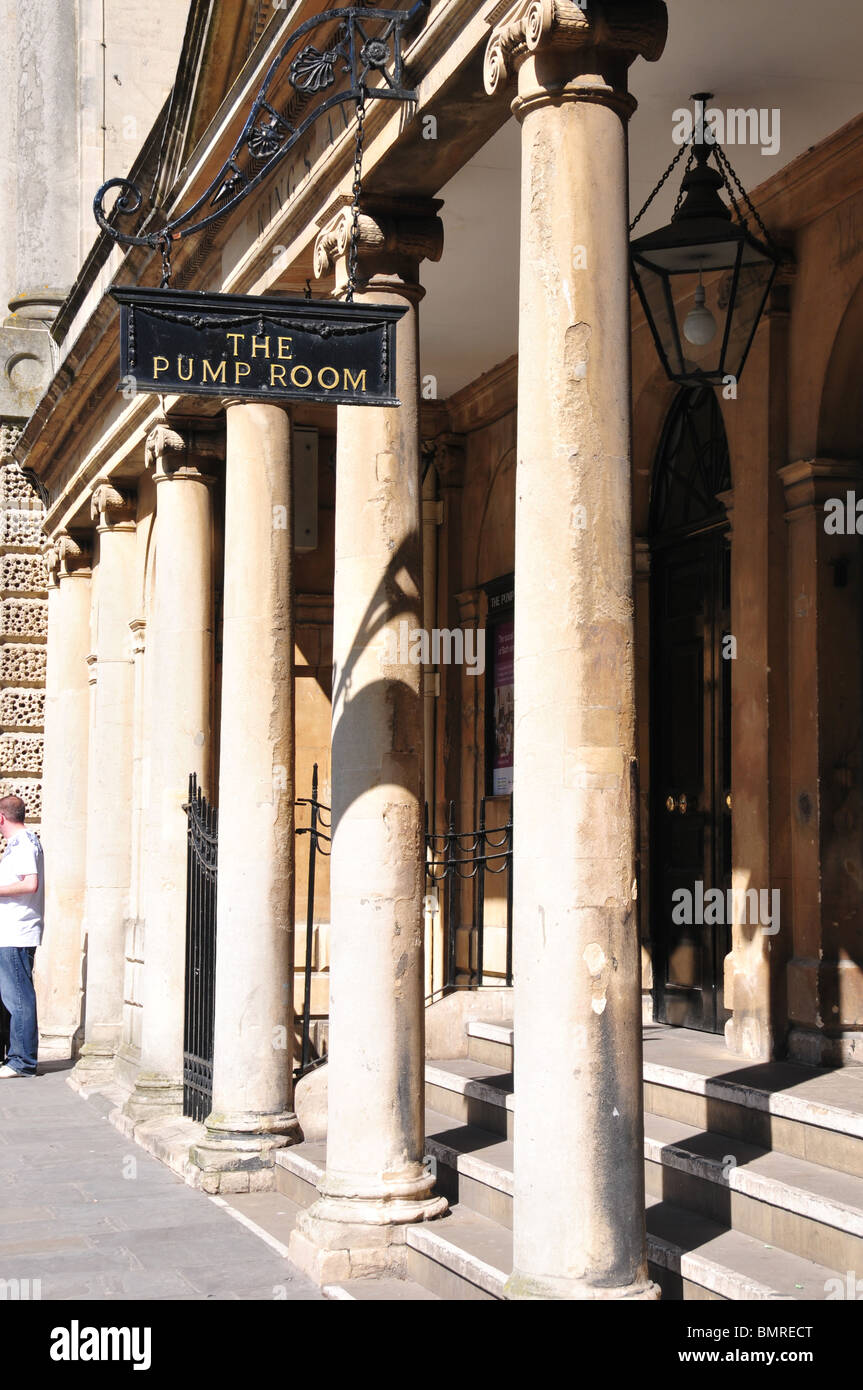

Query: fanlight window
left=650, top=386, right=731, bottom=538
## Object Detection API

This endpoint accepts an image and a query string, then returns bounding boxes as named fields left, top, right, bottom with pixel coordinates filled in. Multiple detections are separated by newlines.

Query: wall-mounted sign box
left=112, top=287, right=407, bottom=406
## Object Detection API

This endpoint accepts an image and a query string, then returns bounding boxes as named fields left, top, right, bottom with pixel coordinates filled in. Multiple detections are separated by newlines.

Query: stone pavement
left=0, top=1063, right=324, bottom=1300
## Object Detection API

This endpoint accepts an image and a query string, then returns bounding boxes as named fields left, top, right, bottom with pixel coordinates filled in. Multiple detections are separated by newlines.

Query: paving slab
left=0, top=1068, right=324, bottom=1301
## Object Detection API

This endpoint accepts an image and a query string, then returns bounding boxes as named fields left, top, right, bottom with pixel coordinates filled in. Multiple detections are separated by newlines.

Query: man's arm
left=0, top=875, right=38, bottom=896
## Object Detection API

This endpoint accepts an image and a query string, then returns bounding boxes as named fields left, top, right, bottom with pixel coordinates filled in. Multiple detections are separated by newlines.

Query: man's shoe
left=0, top=1065, right=27, bottom=1078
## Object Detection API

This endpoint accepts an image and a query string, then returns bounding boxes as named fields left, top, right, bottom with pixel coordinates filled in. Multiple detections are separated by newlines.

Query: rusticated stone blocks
left=0, top=688, right=44, bottom=728
left=0, top=597, right=48, bottom=640
left=0, top=644, right=46, bottom=684
left=0, top=455, right=48, bottom=827
left=0, top=553, right=47, bottom=592
left=0, top=732, right=43, bottom=774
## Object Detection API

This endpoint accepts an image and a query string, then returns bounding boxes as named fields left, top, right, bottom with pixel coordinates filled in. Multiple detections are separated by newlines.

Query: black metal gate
left=183, top=773, right=218, bottom=1121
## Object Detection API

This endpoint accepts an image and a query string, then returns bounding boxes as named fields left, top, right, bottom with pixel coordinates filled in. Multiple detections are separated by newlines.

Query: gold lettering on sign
left=152, top=356, right=169, bottom=378
left=291, top=364, right=313, bottom=388
left=277, top=337, right=293, bottom=359
left=343, top=368, right=367, bottom=393
left=226, top=333, right=246, bottom=356
left=251, top=336, right=270, bottom=357
left=235, top=362, right=252, bottom=384
left=202, top=360, right=227, bottom=384
left=318, top=366, right=339, bottom=391
left=270, top=364, right=287, bottom=386
left=178, top=356, right=195, bottom=382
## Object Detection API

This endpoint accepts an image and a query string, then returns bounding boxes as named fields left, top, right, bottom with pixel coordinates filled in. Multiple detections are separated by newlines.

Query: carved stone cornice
left=314, top=197, right=444, bottom=294
left=90, top=478, right=136, bottom=532
left=484, top=0, right=667, bottom=114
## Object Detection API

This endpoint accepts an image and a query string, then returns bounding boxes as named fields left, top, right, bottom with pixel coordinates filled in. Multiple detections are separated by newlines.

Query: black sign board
left=112, top=287, right=407, bottom=406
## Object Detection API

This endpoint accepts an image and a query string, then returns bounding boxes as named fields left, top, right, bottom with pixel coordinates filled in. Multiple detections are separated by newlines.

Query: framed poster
left=485, top=576, right=515, bottom=797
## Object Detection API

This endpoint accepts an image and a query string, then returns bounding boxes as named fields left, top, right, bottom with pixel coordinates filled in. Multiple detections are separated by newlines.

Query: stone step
left=645, top=1195, right=843, bottom=1302
left=406, top=1206, right=509, bottom=1300
left=274, top=1142, right=325, bottom=1206
left=466, top=1019, right=514, bottom=1070
left=273, top=1118, right=848, bottom=1300
left=424, top=1110, right=845, bottom=1299
left=425, top=1059, right=513, bottom=1138
left=435, top=1032, right=863, bottom=1181
left=424, top=1065, right=863, bottom=1273
left=644, top=1111, right=863, bottom=1273
left=642, top=1028, right=863, bottom=1182
left=323, top=1279, right=440, bottom=1301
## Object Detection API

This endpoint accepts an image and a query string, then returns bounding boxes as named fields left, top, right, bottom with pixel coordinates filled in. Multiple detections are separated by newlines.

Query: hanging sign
left=112, top=288, right=407, bottom=406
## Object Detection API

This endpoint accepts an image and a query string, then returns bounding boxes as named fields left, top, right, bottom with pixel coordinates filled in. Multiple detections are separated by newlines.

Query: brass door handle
left=665, top=793, right=690, bottom=815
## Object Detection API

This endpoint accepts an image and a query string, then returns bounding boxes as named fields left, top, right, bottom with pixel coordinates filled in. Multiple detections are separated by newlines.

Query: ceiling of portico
left=421, top=0, right=863, bottom=400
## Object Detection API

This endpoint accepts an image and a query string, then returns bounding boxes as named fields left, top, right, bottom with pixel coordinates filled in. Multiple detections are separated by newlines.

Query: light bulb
left=683, top=281, right=718, bottom=347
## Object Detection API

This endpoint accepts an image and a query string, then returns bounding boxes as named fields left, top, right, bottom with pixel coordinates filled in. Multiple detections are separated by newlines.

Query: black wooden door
left=651, top=528, right=731, bottom=1033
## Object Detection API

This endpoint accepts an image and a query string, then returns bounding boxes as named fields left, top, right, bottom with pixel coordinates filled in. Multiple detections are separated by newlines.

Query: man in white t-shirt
left=0, top=795, right=45, bottom=1078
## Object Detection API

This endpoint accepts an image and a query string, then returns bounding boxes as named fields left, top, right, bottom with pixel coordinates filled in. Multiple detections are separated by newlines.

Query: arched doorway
left=650, top=386, right=732, bottom=1033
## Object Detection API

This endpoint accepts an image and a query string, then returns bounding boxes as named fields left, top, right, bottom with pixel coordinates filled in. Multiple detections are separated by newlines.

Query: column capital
left=90, top=477, right=136, bottom=532
left=46, top=531, right=91, bottom=581
left=779, top=458, right=863, bottom=518
left=144, top=420, right=223, bottom=483
left=314, top=196, right=444, bottom=297
left=484, top=0, right=667, bottom=117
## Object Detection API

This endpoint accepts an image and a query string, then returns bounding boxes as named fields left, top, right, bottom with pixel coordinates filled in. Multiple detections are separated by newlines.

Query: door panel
left=651, top=530, right=731, bottom=1033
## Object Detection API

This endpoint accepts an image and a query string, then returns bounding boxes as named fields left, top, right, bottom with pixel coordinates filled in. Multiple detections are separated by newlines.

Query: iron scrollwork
left=94, top=2, right=431, bottom=254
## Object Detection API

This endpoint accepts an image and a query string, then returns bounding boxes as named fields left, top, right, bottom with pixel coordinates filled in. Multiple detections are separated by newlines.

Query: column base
left=68, top=1043, right=117, bottom=1092
left=122, top=1072, right=183, bottom=1122
left=38, top=1027, right=83, bottom=1063
left=188, top=1110, right=301, bottom=1191
left=788, top=1026, right=863, bottom=1067
left=289, top=1189, right=448, bottom=1285
left=504, top=1269, right=661, bottom=1301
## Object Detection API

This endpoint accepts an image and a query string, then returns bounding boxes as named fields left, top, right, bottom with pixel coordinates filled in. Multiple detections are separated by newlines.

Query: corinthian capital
left=314, top=198, right=444, bottom=293
left=484, top=0, right=667, bottom=97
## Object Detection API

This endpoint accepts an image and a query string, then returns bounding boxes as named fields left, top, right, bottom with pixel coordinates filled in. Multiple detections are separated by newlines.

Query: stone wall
left=0, top=431, right=47, bottom=841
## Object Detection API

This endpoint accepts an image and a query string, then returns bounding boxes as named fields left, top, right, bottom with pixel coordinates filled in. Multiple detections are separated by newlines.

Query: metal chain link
left=346, top=90, right=367, bottom=303
left=713, top=142, right=781, bottom=253
left=629, top=139, right=692, bottom=233
left=158, top=234, right=173, bottom=289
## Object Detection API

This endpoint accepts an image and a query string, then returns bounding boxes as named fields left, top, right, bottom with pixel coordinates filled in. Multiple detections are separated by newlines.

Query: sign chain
left=158, top=234, right=173, bottom=289
left=346, top=91, right=367, bottom=304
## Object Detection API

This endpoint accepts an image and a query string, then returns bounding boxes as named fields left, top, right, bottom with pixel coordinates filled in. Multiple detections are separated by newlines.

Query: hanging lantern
left=630, top=95, right=783, bottom=387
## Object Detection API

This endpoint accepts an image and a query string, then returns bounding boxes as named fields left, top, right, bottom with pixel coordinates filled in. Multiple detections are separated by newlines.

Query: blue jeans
left=0, top=947, right=38, bottom=1075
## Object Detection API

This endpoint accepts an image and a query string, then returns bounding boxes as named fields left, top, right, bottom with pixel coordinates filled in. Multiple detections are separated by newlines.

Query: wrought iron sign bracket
left=93, top=2, right=431, bottom=263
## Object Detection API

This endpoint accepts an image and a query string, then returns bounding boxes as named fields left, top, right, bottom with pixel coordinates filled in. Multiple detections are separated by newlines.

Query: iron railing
left=425, top=797, right=514, bottom=997
left=182, top=773, right=218, bottom=1122
left=295, top=764, right=331, bottom=1078
left=292, top=772, right=513, bottom=1076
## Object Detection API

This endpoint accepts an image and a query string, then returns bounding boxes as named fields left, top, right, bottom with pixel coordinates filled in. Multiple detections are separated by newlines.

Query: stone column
left=290, top=198, right=446, bottom=1283
left=190, top=401, right=300, bottom=1189
left=484, top=0, right=667, bottom=1300
left=124, top=423, right=216, bottom=1120
left=71, top=481, right=137, bottom=1088
left=37, top=534, right=92, bottom=1057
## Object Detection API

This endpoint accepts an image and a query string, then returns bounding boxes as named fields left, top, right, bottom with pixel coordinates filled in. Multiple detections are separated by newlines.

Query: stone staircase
left=268, top=1019, right=863, bottom=1300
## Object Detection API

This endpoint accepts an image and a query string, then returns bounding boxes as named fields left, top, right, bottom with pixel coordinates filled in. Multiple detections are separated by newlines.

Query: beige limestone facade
left=8, top=0, right=863, bottom=1299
